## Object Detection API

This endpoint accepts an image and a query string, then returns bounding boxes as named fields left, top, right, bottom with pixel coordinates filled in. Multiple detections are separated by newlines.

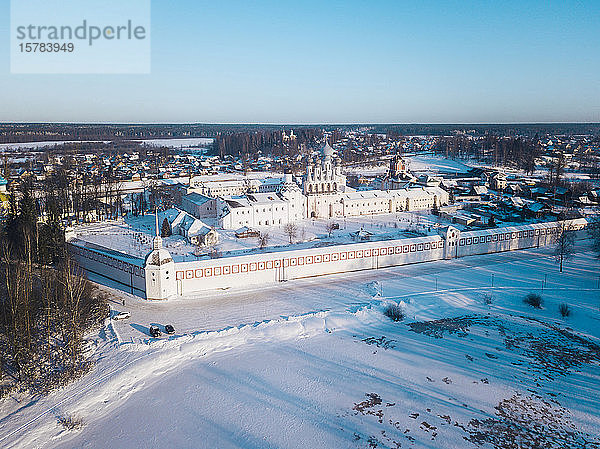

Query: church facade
left=302, top=141, right=448, bottom=218
left=302, top=140, right=346, bottom=218
left=380, top=152, right=416, bottom=190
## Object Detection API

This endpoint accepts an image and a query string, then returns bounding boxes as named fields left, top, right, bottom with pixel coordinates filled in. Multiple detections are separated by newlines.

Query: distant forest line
left=1, top=123, right=599, bottom=144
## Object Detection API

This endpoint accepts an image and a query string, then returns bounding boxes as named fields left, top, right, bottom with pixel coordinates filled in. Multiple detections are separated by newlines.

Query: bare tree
left=283, top=222, right=297, bottom=244
left=325, top=222, right=337, bottom=238
left=550, top=152, right=566, bottom=188
left=208, top=247, right=222, bottom=259
left=554, top=220, right=575, bottom=273
left=1, top=241, right=30, bottom=380
left=110, top=180, right=124, bottom=219
left=204, top=238, right=221, bottom=259
left=257, top=232, right=270, bottom=250
left=58, top=257, right=88, bottom=364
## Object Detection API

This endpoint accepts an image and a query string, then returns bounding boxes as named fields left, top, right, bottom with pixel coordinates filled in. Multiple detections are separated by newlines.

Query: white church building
left=301, top=140, right=449, bottom=219
left=302, top=140, right=347, bottom=218
left=180, top=140, right=449, bottom=229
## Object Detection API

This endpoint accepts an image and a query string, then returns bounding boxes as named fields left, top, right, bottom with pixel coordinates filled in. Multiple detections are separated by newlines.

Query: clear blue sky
left=1, top=0, right=599, bottom=123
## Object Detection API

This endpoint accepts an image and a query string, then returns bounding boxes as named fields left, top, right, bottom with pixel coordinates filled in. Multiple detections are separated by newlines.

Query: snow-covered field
left=134, top=138, right=214, bottom=148
left=0, top=140, right=111, bottom=151
left=1, top=240, right=599, bottom=448
left=344, top=152, right=595, bottom=186
left=0, top=137, right=214, bottom=152
left=344, top=154, right=474, bottom=177
left=407, top=154, right=473, bottom=174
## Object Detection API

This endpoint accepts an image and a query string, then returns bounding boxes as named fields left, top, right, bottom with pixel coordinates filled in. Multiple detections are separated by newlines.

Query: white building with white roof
left=181, top=142, right=448, bottom=229
left=190, top=179, right=261, bottom=197
left=340, top=186, right=449, bottom=216
left=217, top=174, right=305, bottom=229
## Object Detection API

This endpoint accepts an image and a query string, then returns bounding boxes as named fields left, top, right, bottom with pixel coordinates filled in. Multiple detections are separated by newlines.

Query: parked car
left=113, top=311, right=130, bottom=320
left=165, top=324, right=175, bottom=335
left=149, top=325, right=161, bottom=337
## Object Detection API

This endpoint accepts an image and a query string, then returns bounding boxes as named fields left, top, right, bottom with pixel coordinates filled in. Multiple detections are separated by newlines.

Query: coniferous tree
left=4, top=181, right=39, bottom=261
left=161, top=217, right=172, bottom=237
left=432, top=196, right=439, bottom=215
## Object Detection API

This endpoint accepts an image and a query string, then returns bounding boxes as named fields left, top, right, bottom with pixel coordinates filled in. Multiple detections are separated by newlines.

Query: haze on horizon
left=1, top=0, right=598, bottom=124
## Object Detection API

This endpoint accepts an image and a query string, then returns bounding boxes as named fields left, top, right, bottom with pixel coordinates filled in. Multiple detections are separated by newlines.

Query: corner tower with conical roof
left=144, top=212, right=176, bottom=300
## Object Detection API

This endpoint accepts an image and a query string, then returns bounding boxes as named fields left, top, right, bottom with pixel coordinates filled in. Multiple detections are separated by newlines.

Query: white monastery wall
left=171, top=218, right=588, bottom=298
left=68, top=218, right=589, bottom=299
left=68, top=242, right=146, bottom=296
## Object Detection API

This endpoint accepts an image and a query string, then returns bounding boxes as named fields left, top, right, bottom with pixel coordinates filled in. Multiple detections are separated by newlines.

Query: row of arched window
left=308, top=183, right=337, bottom=194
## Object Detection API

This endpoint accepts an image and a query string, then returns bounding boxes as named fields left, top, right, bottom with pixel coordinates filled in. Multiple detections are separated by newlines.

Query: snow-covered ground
left=344, top=152, right=597, bottom=186
left=406, top=154, right=473, bottom=174
left=73, top=212, right=444, bottom=261
left=344, top=163, right=388, bottom=176
left=1, top=239, right=599, bottom=448
left=344, top=154, right=474, bottom=177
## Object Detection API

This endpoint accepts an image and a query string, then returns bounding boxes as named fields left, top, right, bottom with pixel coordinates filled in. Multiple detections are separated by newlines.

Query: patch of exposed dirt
left=348, top=391, right=600, bottom=449
left=408, top=314, right=600, bottom=382
left=457, top=393, right=600, bottom=449
left=362, top=337, right=396, bottom=350
left=407, top=315, right=486, bottom=339
left=345, top=315, right=600, bottom=447
left=353, top=393, right=383, bottom=414
left=350, top=393, right=444, bottom=447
